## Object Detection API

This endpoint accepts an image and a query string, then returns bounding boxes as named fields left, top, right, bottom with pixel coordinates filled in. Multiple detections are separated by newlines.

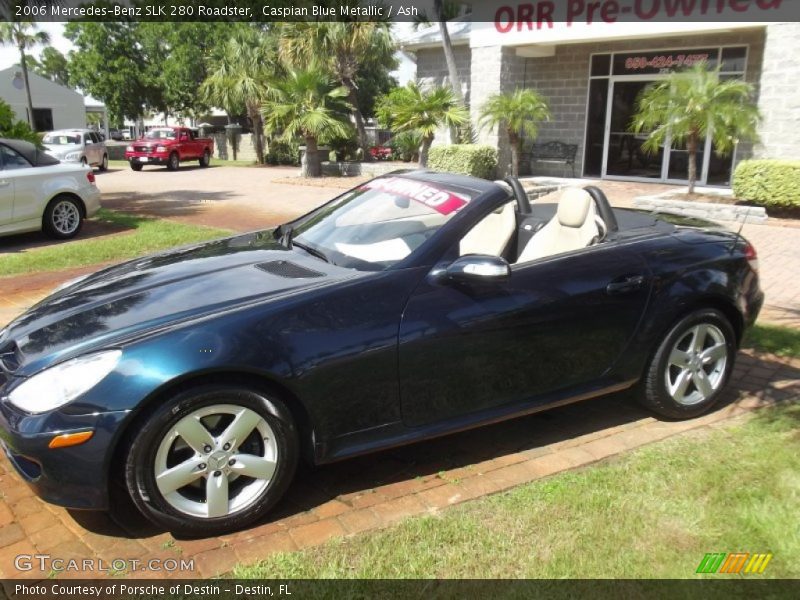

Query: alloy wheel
left=51, top=200, right=81, bottom=235
left=153, top=404, right=278, bottom=519
left=664, top=323, right=728, bottom=406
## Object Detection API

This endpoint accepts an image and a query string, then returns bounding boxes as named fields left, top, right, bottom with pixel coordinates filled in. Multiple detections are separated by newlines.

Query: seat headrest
left=557, top=188, right=593, bottom=228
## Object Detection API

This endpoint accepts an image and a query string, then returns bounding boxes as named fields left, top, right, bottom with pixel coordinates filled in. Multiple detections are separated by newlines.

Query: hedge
left=428, top=145, right=497, bottom=180
left=732, top=159, right=800, bottom=208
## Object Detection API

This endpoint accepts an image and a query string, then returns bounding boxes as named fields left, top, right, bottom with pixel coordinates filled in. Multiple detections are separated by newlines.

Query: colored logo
left=696, top=552, right=773, bottom=574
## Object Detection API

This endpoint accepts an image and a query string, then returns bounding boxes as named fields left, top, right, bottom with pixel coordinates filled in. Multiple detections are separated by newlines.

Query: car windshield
left=145, top=129, right=177, bottom=140
left=43, top=134, right=80, bottom=145
left=291, top=176, right=474, bottom=271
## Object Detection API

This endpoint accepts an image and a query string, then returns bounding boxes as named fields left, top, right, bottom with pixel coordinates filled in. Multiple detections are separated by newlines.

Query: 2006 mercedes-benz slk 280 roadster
left=0, top=171, right=763, bottom=535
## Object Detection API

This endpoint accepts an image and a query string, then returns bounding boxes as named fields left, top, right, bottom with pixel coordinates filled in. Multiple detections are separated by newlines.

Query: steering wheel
left=504, top=176, right=532, bottom=214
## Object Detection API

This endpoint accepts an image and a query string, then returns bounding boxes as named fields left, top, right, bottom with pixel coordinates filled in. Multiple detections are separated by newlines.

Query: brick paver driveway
left=0, top=171, right=798, bottom=578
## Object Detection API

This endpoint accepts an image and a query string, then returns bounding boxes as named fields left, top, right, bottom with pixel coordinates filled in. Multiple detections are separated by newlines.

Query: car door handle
left=606, top=275, right=645, bottom=295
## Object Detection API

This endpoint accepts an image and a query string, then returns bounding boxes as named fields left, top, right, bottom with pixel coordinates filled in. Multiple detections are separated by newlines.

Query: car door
left=0, top=145, right=40, bottom=226
left=89, top=132, right=103, bottom=164
left=0, top=148, right=12, bottom=225
left=397, top=241, right=651, bottom=428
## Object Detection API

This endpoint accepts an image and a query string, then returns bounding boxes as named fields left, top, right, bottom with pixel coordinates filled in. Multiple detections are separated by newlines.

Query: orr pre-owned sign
left=491, top=0, right=785, bottom=32
left=469, top=0, right=794, bottom=48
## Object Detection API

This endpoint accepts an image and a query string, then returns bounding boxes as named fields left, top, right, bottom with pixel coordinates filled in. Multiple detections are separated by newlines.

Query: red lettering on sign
left=362, top=178, right=469, bottom=216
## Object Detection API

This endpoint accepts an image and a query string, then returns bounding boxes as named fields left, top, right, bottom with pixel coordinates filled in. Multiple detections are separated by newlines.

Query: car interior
left=460, top=180, right=621, bottom=266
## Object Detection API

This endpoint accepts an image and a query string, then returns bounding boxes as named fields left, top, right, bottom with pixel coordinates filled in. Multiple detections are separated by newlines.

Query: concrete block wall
left=755, top=23, right=800, bottom=160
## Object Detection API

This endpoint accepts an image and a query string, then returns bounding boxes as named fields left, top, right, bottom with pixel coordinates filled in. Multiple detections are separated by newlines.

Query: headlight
left=126, top=145, right=134, bottom=152
left=156, top=146, right=166, bottom=153
left=64, top=151, right=82, bottom=161
left=8, top=350, right=122, bottom=414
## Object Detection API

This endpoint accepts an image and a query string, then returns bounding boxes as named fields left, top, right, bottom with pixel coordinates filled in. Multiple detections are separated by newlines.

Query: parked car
left=107, top=128, right=124, bottom=141
left=42, top=129, right=108, bottom=172
left=368, top=143, right=392, bottom=160
left=0, top=138, right=100, bottom=239
left=125, top=127, right=214, bottom=171
left=0, top=172, right=762, bottom=535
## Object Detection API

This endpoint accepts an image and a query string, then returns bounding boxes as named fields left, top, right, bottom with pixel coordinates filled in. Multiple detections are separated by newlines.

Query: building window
left=32, top=108, right=53, bottom=132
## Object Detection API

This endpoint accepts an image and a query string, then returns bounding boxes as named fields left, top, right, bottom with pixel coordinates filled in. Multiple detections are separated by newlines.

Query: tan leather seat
left=516, top=188, right=600, bottom=263
left=459, top=200, right=516, bottom=257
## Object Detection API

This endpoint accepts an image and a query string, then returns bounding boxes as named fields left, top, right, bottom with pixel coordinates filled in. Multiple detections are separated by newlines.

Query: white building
left=0, top=66, right=87, bottom=131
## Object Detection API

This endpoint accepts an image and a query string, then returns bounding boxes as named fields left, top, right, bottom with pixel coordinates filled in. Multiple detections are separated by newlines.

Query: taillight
left=744, top=241, right=758, bottom=273
left=86, top=171, right=96, bottom=185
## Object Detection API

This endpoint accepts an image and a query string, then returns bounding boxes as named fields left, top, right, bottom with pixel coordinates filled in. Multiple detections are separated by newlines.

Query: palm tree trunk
left=344, top=79, right=371, bottom=162
left=508, top=130, right=520, bottom=177
left=687, top=133, right=698, bottom=195
left=419, top=135, right=434, bottom=168
left=303, top=136, right=321, bottom=177
left=19, top=45, right=35, bottom=129
left=435, top=2, right=463, bottom=106
left=248, top=104, right=265, bottom=165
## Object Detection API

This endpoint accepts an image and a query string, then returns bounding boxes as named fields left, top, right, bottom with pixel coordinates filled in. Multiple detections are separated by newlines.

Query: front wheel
left=641, top=309, right=736, bottom=419
left=199, top=149, right=211, bottom=167
left=124, top=385, right=298, bottom=536
left=167, top=152, right=179, bottom=171
left=130, top=161, right=143, bottom=172
left=43, top=195, right=83, bottom=239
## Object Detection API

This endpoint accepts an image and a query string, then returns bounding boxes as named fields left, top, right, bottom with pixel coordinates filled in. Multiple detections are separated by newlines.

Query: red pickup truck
left=125, top=127, right=214, bottom=171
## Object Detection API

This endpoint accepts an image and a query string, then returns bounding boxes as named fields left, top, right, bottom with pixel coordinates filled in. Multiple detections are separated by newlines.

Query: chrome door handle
left=606, top=275, right=645, bottom=295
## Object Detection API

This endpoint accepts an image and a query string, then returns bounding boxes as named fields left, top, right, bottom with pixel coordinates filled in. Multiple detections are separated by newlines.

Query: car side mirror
left=445, top=255, right=511, bottom=283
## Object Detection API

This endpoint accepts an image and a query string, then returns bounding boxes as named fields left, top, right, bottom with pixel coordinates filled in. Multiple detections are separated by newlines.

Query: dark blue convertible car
left=0, top=171, right=763, bottom=535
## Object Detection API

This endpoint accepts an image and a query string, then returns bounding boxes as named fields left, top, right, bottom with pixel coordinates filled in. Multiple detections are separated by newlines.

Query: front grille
left=256, top=260, right=324, bottom=279
left=134, top=145, right=151, bottom=153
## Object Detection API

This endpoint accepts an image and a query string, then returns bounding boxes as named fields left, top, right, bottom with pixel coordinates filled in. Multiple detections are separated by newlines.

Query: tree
left=0, top=99, right=40, bottom=145
left=65, top=22, right=153, bottom=126
left=278, top=22, right=396, bottom=160
left=0, top=22, right=50, bottom=129
left=478, top=89, right=551, bottom=177
left=262, top=64, right=352, bottom=178
left=202, top=26, right=277, bottom=164
left=434, top=0, right=465, bottom=107
left=631, top=63, right=760, bottom=194
left=376, top=83, right=469, bottom=167
left=30, top=47, right=69, bottom=86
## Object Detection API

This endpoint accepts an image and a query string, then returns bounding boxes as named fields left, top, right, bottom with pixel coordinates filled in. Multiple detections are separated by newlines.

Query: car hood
left=1, top=231, right=360, bottom=375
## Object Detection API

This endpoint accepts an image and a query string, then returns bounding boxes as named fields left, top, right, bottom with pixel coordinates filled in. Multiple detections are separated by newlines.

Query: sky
left=0, top=22, right=416, bottom=84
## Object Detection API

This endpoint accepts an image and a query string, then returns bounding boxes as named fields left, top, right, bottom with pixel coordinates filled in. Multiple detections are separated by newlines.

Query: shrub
left=427, top=145, right=498, bottom=179
left=388, top=130, right=422, bottom=162
left=733, top=159, right=800, bottom=208
left=266, top=139, right=300, bottom=166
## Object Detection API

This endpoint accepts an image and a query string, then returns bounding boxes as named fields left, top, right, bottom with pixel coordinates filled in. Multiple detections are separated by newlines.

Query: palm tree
left=631, top=63, right=760, bottom=194
left=0, top=22, right=51, bottom=129
left=434, top=0, right=465, bottom=107
left=478, top=89, right=551, bottom=177
left=278, top=22, right=394, bottom=160
left=376, top=83, right=469, bottom=167
left=201, top=27, right=276, bottom=164
left=262, top=64, right=352, bottom=178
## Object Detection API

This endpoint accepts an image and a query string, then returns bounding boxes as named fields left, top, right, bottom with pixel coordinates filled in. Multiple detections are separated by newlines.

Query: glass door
left=603, top=80, right=664, bottom=180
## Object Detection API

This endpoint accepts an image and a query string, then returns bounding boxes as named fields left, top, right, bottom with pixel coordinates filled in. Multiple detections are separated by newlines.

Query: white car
left=42, top=129, right=108, bottom=171
left=0, top=138, right=101, bottom=239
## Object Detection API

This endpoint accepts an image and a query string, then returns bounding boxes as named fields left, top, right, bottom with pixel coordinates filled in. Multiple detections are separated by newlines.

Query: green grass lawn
left=236, top=325, right=800, bottom=579
left=0, top=210, right=231, bottom=277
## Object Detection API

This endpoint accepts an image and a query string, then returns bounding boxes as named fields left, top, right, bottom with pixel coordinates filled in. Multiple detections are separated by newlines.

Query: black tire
left=640, top=309, right=736, bottom=419
left=130, top=161, right=143, bottom=172
left=124, top=384, right=298, bottom=536
left=99, top=154, right=108, bottom=171
left=80, top=157, right=88, bottom=167
left=199, top=149, right=211, bottom=167
left=42, top=195, right=83, bottom=239
left=167, top=152, right=179, bottom=171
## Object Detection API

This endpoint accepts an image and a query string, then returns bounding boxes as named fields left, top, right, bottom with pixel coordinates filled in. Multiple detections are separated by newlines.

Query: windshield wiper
left=292, top=240, right=330, bottom=263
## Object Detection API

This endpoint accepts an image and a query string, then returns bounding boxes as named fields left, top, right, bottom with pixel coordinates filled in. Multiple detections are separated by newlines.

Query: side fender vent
left=255, top=260, right=324, bottom=279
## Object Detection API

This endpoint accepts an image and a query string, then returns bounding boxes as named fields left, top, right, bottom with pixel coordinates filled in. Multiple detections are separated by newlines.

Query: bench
left=527, top=141, right=579, bottom=177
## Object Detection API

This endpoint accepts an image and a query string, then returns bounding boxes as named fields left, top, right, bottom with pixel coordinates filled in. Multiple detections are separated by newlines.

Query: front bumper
left=0, top=400, right=128, bottom=510
left=125, top=152, right=170, bottom=165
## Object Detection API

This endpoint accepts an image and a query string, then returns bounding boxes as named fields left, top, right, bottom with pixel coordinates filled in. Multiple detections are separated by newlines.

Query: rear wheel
left=167, top=152, right=179, bottom=171
left=80, top=157, right=88, bottom=167
left=43, top=195, right=83, bottom=239
left=641, top=309, right=736, bottom=419
left=199, top=149, right=211, bottom=167
left=130, top=161, right=143, bottom=172
left=99, top=154, right=108, bottom=171
left=124, top=385, right=298, bottom=536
